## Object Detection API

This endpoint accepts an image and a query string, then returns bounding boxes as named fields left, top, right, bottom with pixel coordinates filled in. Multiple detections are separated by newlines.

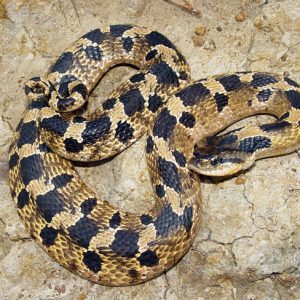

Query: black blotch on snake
left=68, top=216, right=100, bottom=248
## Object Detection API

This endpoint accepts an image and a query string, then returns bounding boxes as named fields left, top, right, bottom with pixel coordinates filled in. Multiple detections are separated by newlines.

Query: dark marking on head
left=84, top=45, right=103, bottom=61
left=20, top=154, right=43, bottom=185
left=179, top=111, right=195, bottom=128
left=140, top=214, right=153, bottom=225
left=81, top=198, right=97, bottom=215
left=120, top=88, right=145, bottom=117
left=148, top=94, right=163, bottom=113
left=210, top=157, right=244, bottom=166
left=284, top=77, right=300, bottom=88
left=109, top=211, right=121, bottom=229
left=172, top=150, right=186, bottom=167
left=176, top=82, right=210, bottom=106
left=122, top=36, right=134, bottom=52
left=239, top=136, right=271, bottom=153
left=260, top=121, right=290, bottom=132
left=152, top=108, right=176, bottom=140
left=50, top=52, right=74, bottom=73
left=214, top=92, right=229, bottom=112
left=102, top=98, right=117, bottom=110
left=40, top=226, right=59, bottom=247
left=138, top=250, right=159, bottom=267
left=8, top=152, right=19, bottom=169
left=145, top=49, right=158, bottom=61
left=111, top=230, right=139, bottom=258
left=279, top=111, right=290, bottom=120
left=182, top=206, right=193, bottom=233
left=154, top=204, right=180, bottom=237
left=41, top=115, right=69, bottom=136
left=285, top=90, right=300, bottom=109
left=217, top=74, right=242, bottom=92
left=64, top=137, right=84, bottom=153
left=155, top=184, right=165, bottom=198
left=51, top=173, right=73, bottom=189
left=68, top=216, right=99, bottom=248
left=193, top=146, right=212, bottom=160
left=81, top=116, right=111, bottom=144
left=17, top=121, right=39, bottom=148
left=110, top=24, right=133, bottom=37
left=83, top=251, right=102, bottom=273
left=115, top=121, right=134, bottom=143
left=17, top=188, right=30, bottom=209
left=146, top=135, right=154, bottom=153
left=36, top=189, right=64, bottom=222
left=251, top=74, right=278, bottom=88
left=149, top=61, right=179, bottom=86
left=82, top=29, right=105, bottom=44
left=217, top=134, right=238, bottom=146
left=157, top=157, right=181, bottom=192
left=130, top=73, right=145, bottom=83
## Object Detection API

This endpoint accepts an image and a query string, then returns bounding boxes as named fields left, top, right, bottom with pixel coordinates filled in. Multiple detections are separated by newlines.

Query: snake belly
left=8, top=24, right=300, bottom=286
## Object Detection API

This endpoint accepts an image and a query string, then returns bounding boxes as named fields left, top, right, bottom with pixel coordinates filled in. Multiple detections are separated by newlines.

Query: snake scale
left=8, top=25, right=300, bottom=286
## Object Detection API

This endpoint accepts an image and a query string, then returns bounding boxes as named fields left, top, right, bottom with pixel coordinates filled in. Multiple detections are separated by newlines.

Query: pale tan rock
left=0, top=0, right=299, bottom=299
left=194, top=26, right=207, bottom=36
left=123, top=0, right=146, bottom=17
left=192, top=35, right=205, bottom=47
left=235, top=11, right=247, bottom=23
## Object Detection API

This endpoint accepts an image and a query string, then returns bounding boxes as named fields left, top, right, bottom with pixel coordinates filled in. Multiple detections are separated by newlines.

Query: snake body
left=8, top=25, right=300, bottom=286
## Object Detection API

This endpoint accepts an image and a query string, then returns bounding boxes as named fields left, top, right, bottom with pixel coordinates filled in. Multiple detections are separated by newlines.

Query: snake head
left=25, top=77, right=52, bottom=101
left=188, top=132, right=255, bottom=177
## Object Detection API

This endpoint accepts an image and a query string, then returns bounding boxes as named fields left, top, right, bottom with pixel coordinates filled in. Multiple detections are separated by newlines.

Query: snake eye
left=210, top=157, right=222, bottom=166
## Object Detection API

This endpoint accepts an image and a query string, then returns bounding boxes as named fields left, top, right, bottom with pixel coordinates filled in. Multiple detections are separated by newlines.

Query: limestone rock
left=0, top=0, right=299, bottom=299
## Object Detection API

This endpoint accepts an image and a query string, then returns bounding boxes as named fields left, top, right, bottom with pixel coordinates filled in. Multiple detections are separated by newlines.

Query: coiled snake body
left=8, top=25, right=300, bottom=286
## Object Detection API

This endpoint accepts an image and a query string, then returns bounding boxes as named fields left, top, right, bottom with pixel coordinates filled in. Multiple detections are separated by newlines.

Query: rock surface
left=0, top=0, right=299, bottom=299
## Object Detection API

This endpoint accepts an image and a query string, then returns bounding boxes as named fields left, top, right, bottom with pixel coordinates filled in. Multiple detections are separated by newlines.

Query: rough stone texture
left=0, top=0, right=299, bottom=299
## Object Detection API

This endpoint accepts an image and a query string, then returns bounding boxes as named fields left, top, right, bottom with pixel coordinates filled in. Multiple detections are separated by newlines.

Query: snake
left=8, top=25, right=300, bottom=286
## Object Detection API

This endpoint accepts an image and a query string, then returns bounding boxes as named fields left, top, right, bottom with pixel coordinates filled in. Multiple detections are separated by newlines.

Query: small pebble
left=192, top=35, right=205, bottom=47
left=123, top=0, right=146, bottom=17
left=254, top=18, right=263, bottom=29
left=194, top=26, right=206, bottom=36
left=216, top=26, right=222, bottom=32
left=203, top=39, right=216, bottom=50
left=235, top=176, right=246, bottom=185
left=235, top=11, right=247, bottom=22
